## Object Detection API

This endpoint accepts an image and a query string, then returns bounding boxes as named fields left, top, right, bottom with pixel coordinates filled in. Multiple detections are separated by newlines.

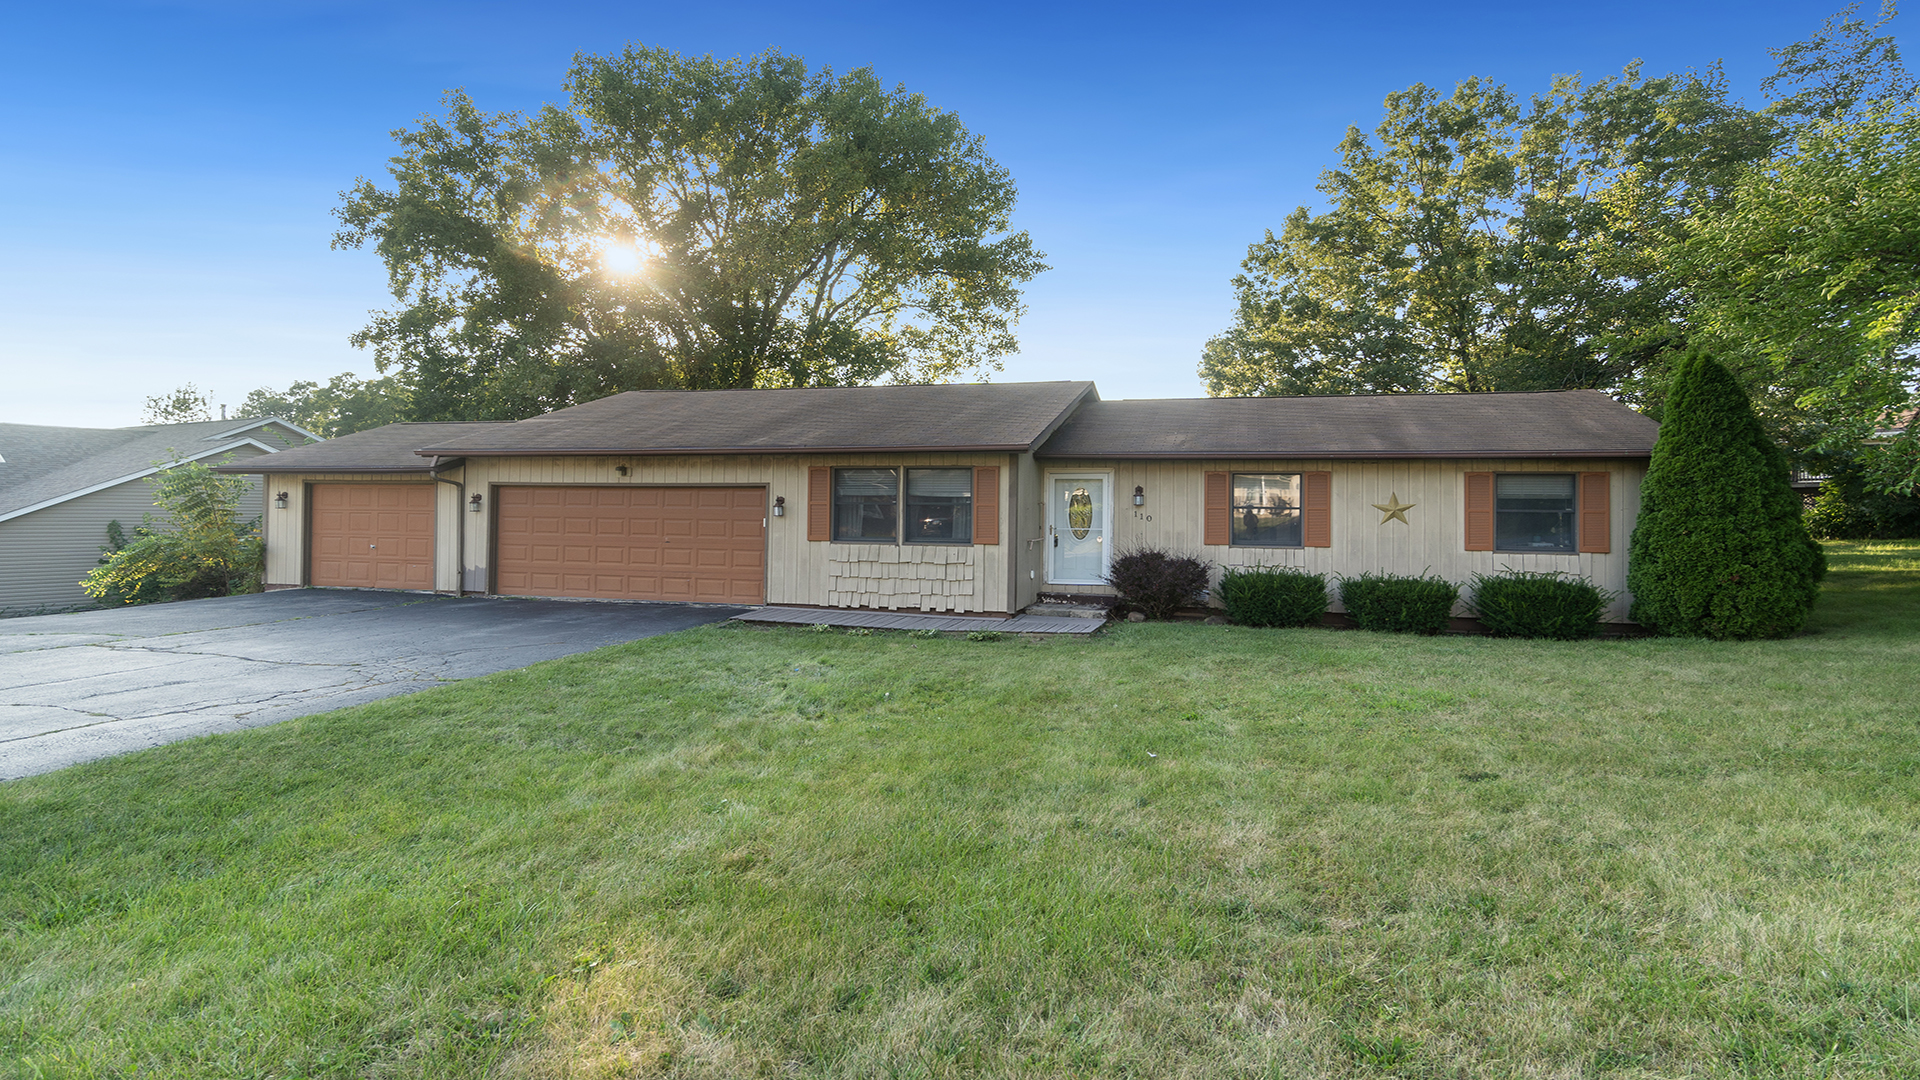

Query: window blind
left=1496, top=474, right=1576, bottom=500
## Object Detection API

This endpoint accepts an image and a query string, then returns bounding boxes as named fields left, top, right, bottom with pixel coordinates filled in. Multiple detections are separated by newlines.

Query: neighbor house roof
left=0, top=417, right=315, bottom=522
left=409, top=382, right=1100, bottom=457
left=1035, top=390, right=1660, bottom=459
left=213, top=422, right=521, bottom=475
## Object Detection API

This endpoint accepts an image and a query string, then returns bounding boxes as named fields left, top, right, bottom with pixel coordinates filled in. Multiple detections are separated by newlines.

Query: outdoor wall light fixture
left=274, top=491, right=289, bottom=509
left=468, top=493, right=484, bottom=513
left=772, top=495, right=786, bottom=517
left=1133, top=485, right=1145, bottom=506
left=615, top=464, right=630, bottom=476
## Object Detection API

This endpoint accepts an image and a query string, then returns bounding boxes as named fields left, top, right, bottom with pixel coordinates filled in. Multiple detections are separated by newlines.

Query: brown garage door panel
left=310, top=484, right=436, bottom=590
left=495, top=486, right=765, bottom=604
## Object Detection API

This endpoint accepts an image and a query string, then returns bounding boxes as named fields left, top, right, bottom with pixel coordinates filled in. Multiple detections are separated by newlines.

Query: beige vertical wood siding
left=261, top=453, right=1021, bottom=612
left=1035, top=458, right=1646, bottom=621
left=0, top=452, right=270, bottom=613
left=256, top=453, right=1647, bottom=620
left=258, top=473, right=450, bottom=591
left=1011, top=452, right=1045, bottom=610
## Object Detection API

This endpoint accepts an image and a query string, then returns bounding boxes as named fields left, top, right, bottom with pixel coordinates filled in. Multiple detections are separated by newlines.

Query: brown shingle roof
left=411, top=382, right=1098, bottom=456
left=213, top=422, right=518, bottom=474
left=1036, top=391, right=1659, bottom=459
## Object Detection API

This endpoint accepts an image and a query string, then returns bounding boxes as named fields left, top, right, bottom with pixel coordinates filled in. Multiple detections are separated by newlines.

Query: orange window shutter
left=972, top=466, right=1000, bottom=545
left=807, top=467, right=831, bottom=542
left=1204, top=472, right=1230, bottom=546
left=1302, top=471, right=1332, bottom=547
left=1578, top=472, right=1611, bottom=553
left=1464, top=472, right=1495, bottom=551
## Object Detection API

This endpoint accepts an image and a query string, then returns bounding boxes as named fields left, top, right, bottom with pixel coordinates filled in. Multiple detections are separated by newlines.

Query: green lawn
left=4, top=543, right=1918, bottom=1079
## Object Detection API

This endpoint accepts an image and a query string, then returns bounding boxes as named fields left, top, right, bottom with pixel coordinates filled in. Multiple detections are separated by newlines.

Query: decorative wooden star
left=1373, top=492, right=1415, bottom=524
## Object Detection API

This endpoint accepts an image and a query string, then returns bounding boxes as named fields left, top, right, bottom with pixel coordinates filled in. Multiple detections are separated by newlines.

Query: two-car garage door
left=494, top=486, right=766, bottom=604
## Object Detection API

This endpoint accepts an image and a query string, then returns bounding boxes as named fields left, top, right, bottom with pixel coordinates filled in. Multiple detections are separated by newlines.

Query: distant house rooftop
left=0, top=417, right=315, bottom=520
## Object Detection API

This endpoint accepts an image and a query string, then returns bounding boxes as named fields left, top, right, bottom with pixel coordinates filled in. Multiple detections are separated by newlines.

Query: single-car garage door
left=310, top=483, right=436, bottom=590
left=494, top=486, right=765, bottom=604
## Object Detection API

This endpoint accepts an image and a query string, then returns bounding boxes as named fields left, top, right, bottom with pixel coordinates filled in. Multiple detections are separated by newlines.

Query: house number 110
left=1132, top=510, right=1152, bottom=521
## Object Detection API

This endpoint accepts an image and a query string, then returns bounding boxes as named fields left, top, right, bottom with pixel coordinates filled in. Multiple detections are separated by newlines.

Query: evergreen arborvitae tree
left=1627, top=350, right=1826, bottom=638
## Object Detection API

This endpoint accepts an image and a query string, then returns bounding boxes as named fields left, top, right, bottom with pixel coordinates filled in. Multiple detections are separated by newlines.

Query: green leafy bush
left=82, top=461, right=264, bottom=606
left=1216, top=566, right=1328, bottom=627
left=1804, top=463, right=1920, bottom=539
left=1627, top=351, right=1826, bottom=638
left=1338, top=573, right=1459, bottom=634
left=1105, top=547, right=1210, bottom=621
left=1469, top=571, right=1614, bottom=639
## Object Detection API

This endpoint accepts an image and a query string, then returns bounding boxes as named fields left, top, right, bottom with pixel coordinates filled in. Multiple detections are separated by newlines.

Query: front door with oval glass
left=1047, top=475, right=1107, bottom=585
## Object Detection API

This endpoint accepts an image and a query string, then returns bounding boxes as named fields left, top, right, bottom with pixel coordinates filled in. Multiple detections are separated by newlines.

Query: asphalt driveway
left=0, top=590, right=746, bottom=780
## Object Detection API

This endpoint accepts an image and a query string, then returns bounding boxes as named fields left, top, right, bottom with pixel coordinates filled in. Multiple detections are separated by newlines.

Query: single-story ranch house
left=1, top=416, right=311, bottom=614
left=218, top=382, right=1660, bottom=621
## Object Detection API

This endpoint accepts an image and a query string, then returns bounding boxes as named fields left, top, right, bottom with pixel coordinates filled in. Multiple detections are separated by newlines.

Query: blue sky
left=0, top=0, right=1887, bottom=427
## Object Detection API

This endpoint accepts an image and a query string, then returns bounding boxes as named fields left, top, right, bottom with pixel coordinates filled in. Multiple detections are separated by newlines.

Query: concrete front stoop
left=1018, top=601, right=1113, bottom=621
left=732, top=606, right=1102, bottom=635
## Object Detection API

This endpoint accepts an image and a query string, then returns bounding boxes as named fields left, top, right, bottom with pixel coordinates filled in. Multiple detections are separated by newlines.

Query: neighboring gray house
left=0, top=417, right=315, bottom=614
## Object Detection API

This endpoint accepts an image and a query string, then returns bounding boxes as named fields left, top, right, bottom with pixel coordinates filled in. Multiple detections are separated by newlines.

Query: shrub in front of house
left=1469, top=571, right=1614, bottom=639
left=1106, top=547, right=1211, bottom=620
left=82, top=461, right=264, bottom=606
left=1217, top=566, right=1328, bottom=627
left=1804, top=461, right=1920, bottom=539
left=1338, top=572, right=1459, bottom=634
left=1627, top=350, right=1826, bottom=639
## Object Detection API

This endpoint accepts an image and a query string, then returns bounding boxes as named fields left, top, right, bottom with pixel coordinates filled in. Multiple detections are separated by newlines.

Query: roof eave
left=409, top=443, right=1041, bottom=458
left=1034, top=448, right=1656, bottom=460
left=212, top=464, right=437, bottom=475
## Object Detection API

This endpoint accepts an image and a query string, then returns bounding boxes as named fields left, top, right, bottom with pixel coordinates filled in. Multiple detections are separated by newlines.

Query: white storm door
left=1046, top=474, right=1109, bottom=586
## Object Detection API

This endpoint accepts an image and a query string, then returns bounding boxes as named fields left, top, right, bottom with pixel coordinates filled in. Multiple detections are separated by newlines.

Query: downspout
left=429, top=455, right=466, bottom=596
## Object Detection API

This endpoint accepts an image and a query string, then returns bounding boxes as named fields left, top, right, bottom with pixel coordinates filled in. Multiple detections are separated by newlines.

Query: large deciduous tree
left=1200, top=68, right=1772, bottom=400
left=1682, top=3, right=1920, bottom=493
left=142, top=384, right=214, bottom=425
left=335, top=45, right=1047, bottom=421
left=1682, top=108, right=1920, bottom=489
left=1201, top=4, right=1919, bottom=414
left=235, top=372, right=411, bottom=439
